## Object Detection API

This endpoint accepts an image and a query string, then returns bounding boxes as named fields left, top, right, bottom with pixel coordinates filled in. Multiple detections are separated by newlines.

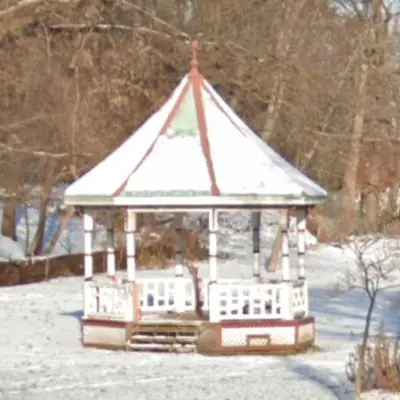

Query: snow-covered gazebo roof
left=64, top=43, right=326, bottom=209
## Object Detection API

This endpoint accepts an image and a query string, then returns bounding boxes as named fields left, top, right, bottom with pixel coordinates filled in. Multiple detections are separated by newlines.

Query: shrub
left=346, top=332, right=400, bottom=393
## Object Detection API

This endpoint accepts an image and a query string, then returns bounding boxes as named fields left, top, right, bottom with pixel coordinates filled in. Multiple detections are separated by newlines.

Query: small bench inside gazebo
left=63, top=43, right=326, bottom=354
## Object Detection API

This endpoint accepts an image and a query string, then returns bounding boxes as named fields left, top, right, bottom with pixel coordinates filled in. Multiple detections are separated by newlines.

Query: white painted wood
left=251, top=212, right=261, bottom=278
left=106, top=212, right=116, bottom=278
left=292, top=279, right=308, bottom=316
left=279, top=281, right=294, bottom=320
left=83, top=212, right=93, bottom=280
left=212, top=282, right=284, bottom=321
left=126, top=342, right=196, bottom=352
left=65, top=76, right=190, bottom=198
left=84, top=276, right=303, bottom=322
left=280, top=210, right=290, bottom=281
left=297, top=321, right=314, bottom=343
left=297, top=207, right=307, bottom=279
left=83, top=280, right=96, bottom=318
left=84, top=281, right=134, bottom=321
left=125, top=210, right=136, bottom=282
left=175, top=264, right=184, bottom=277
left=303, top=279, right=309, bottom=316
left=124, top=282, right=135, bottom=322
left=174, top=214, right=185, bottom=312
left=200, top=278, right=255, bottom=311
left=221, top=326, right=296, bottom=347
left=65, top=73, right=327, bottom=206
left=83, top=324, right=127, bottom=347
left=139, top=277, right=276, bottom=316
left=138, top=278, right=195, bottom=313
left=208, top=283, right=220, bottom=323
left=174, top=276, right=186, bottom=313
left=132, top=334, right=197, bottom=344
left=208, top=209, right=218, bottom=282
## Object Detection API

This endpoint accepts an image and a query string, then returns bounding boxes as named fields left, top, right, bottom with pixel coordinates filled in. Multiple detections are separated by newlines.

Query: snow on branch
left=0, top=140, right=92, bottom=159
left=49, top=23, right=132, bottom=32
left=0, top=0, right=43, bottom=18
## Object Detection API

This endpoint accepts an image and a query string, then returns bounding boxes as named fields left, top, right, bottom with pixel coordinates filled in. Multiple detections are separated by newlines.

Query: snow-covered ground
left=1, top=209, right=400, bottom=399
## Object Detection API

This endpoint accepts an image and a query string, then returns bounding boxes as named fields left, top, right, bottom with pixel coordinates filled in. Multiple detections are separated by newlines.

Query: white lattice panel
left=221, top=326, right=296, bottom=347
left=297, top=322, right=314, bottom=343
left=215, top=283, right=282, bottom=320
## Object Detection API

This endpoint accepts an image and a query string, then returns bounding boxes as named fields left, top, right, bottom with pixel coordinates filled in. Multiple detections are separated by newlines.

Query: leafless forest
left=0, top=0, right=400, bottom=256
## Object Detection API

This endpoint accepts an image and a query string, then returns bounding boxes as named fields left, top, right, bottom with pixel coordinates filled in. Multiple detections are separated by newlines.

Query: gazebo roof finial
left=190, top=40, right=200, bottom=73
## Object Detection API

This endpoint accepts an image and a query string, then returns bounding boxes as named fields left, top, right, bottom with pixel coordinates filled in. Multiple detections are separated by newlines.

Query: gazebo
left=64, top=43, right=326, bottom=354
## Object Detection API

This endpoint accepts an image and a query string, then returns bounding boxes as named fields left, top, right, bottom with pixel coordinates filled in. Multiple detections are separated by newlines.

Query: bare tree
left=333, top=236, right=400, bottom=398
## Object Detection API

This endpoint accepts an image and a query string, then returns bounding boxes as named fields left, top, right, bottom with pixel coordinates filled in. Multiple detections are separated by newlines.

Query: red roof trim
left=113, top=79, right=192, bottom=197
left=191, top=71, right=221, bottom=196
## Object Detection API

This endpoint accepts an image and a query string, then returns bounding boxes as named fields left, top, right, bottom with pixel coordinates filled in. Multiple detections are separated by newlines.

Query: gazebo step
left=132, top=334, right=197, bottom=344
left=126, top=342, right=197, bottom=353
left=128, top=320, right=200, bottom=352
left=135, top=322, right=201, bottom=334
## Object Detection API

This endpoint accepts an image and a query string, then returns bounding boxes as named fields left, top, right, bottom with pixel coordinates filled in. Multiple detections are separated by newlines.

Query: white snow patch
left=0, top=206, right=399, bottom=399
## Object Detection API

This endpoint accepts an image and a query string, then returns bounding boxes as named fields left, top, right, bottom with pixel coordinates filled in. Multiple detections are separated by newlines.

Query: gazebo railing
left=84, top=281, right=134, bottom=321
left=138, top=277, right=256, bottom=313
left=208, top=282, right=284, bottom=322
left=138, top=278, right=195, bottom=313
left=292, top=279, right=308, bottom=316
left=84, top=277, right=308, bottom=322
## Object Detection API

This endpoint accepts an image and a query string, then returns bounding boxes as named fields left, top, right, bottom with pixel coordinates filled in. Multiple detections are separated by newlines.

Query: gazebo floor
left=140, top=310, right=208, bottom=323
left=82, top=312, right=316, bottom=355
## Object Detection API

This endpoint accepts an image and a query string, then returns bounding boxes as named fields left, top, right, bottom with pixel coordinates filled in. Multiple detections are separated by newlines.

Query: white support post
left=125, top=209, right=136, bottom=282
left=251, top=211, right=261, bottom=278
left=280, top=209, right=290, bottom=282
left=175, top=213, right=184, bottom=278
left=302, top=279, right=309, bottom=317
left=83, top=212, right=94, bottom=281
left=280, top=281, right=294, bottom=320
left=297, top=207, right=307, bottom=280
left=208, top=209, right=219, bottom=320
left=208, top=209, right=218, bottom=283
left=175, top=213, right=185, bottom=313
left=106, top=212, right=116, bottom=279
left=124, top=209, right=137, bottom=322
left=208, top=283, right=220, bottom=323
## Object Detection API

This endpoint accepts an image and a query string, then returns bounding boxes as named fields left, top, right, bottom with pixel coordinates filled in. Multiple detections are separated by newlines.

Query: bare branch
left=0, top=115, right=61, bottom=130
left=119, top=0, right=190, bottom=40
left=0, top=140, right=92, bottom=159
left=0, top=0, right=43, bottom=18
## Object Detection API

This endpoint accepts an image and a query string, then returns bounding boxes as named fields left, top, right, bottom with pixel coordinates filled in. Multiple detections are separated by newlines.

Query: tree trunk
left=355, top=294, right=376, bottom=399
left=42, top=206, right=75, bottom=255
left=387, top=121, right=400, bottom=217
left=262, top=0, right=306, bottom=141
left=2, top=200, right=18, bottom=241
left=268, top=229, right=283, bottom=273
left=364, top=151, right=380, bottom=231
left=340, top=62, right=369, bottom=229
left=388, top=156, right=400, bottom=218
left=23, top=203, right=30, bottom=256
left=29, top=194, right=50, bottom=256
left=187, top=261, right=204, bottom=318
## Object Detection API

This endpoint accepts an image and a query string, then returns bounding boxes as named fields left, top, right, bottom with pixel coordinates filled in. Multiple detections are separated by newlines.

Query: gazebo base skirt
left=81, top=315, right=315, bottom=355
